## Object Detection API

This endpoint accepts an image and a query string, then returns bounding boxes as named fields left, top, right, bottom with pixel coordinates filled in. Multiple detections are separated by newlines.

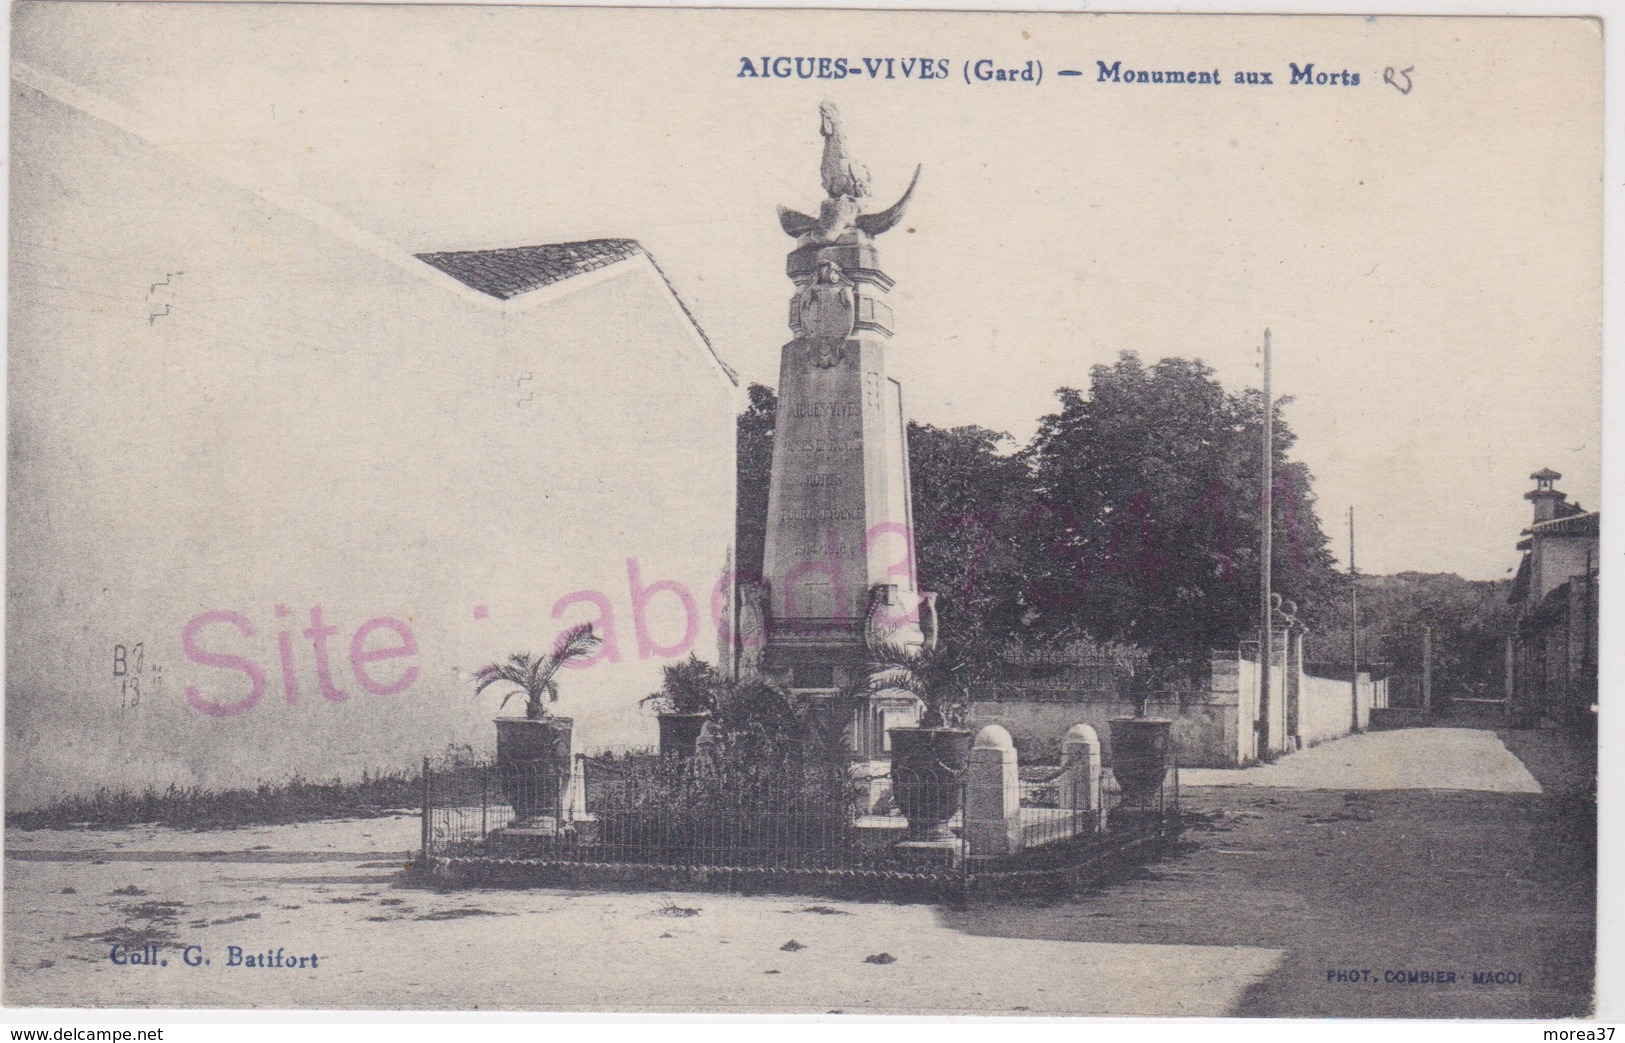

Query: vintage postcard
left=3, top=2, right=1603, bottom=1021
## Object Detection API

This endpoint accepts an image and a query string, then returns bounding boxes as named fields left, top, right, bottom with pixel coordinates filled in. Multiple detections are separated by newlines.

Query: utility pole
left=1350, top=506, right=1360, bottom=732
left=1258, top=329, right=1273, bottom=758
left=1422, top=624, right=1433, bottom=714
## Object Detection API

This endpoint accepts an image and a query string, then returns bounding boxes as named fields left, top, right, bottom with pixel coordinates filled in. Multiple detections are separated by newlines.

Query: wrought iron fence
left=425, top=751, right=912, bottom=871
left=1106, top=753, right=1179, bottom=823
left=420, top=746, right=1179, bottom=894
left=1013, top=751, right=1094, bottom=849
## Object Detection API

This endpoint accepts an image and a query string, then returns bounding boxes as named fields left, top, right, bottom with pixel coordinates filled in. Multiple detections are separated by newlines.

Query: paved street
left=4, top=724, right=1594, bottom=1016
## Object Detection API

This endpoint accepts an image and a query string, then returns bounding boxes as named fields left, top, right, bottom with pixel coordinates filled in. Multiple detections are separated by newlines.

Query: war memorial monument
left=751, top=103, right=935, bottom=794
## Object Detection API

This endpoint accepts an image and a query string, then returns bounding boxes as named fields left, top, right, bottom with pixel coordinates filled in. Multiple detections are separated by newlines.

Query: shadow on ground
left=939, top=724, right=1596, bottom=1018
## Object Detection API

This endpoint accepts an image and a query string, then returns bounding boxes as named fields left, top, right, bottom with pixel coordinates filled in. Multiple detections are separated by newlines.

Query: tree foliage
left=904, top=422, right=1034, bottom=653
left=734, top=351, right=1341, bottom=670
left=735, top=382, right=778, bottom=583
left=1304, top=572, right=1514, bottom=697
left=1024, top=353, right=1338, bottom=666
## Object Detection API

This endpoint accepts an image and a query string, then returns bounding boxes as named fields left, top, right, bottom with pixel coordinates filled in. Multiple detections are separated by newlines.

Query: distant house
left=1507, top=469, right=1598, bottom=729
left=7, top=67, right=739, bottom=808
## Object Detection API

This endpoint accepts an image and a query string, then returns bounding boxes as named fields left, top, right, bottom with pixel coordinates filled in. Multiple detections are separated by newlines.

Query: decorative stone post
left=1057, top=723, right=1103, bottom=830
left=965, top=725, right=1022, bottom=857
left=1284, top=621, right=1304, bottom=751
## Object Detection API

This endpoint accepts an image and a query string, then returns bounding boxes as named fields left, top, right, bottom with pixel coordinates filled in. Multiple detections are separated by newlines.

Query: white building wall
left=1532, top=535, right=1596, bottom=603
left=7, top=83, right=737, bottom=808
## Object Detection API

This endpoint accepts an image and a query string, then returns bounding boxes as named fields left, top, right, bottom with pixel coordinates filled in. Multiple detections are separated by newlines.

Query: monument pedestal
left=892, top=838, right=965, bottom=869
left=752, top=103, right=933, bottom=770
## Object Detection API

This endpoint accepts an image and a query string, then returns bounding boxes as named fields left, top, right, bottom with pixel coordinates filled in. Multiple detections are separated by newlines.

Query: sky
left=12, top=4, right=1603, bottom=581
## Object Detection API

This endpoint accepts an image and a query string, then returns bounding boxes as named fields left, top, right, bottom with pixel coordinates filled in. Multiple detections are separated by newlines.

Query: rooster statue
left=778, top=101, right=921, bottom=245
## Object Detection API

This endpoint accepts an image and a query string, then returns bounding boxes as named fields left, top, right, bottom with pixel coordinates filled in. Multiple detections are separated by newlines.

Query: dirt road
left=950, top=724, right=1596, bottom=1017
left=4, top=724, right=1593, bottom=1016
left=4, top=819, right=1278, bottom=1014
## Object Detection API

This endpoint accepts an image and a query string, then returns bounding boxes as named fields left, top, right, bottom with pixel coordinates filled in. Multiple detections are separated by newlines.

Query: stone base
left=499, top=813, right=596, bottom=841
left=500, top=817, right=563, bottom=837
left=851, top=815, right=910, bottom=852
left=851, top=757, right=895, bottom=813
left=892, top=838, right=964, bottom=868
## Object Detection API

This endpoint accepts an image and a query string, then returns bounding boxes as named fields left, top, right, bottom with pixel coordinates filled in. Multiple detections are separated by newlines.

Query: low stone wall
left=1145, top=696, right=1242, bottom=769
left=1299, top=673, right=1358, bottom=747
left=968, top=691, right=1241, bottom=769
left=970, top=630, right=1378, bottom=771
left=967, top=697, right=1136, bottom=764
left=1218, top=631, right=1375, bottom=764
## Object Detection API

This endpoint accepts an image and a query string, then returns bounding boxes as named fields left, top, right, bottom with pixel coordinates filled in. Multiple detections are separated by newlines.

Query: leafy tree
left=732, top=352, right=1340, bottom=671
left=1023, top=352, right=1337, bottom=668
left=905, top=422, right=1034, bottom=650
left=735, top=383, right=778, bottom=580
left=1304, top=572, right=1515, bottom=698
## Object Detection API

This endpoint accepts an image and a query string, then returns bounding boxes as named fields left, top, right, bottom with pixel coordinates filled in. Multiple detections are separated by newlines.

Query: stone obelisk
left=758, top=102, right=933, bottom=762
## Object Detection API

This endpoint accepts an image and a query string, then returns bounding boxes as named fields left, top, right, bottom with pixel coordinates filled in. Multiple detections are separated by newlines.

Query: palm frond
left=865, top=641, right=921, bottom=669
left=473, top=663, right=525, bottom=696
left=863, top=665, right=926, bottom=696
left=535, top=623, right=603, bottom=691
left=550, top=622, right=603, bottom=663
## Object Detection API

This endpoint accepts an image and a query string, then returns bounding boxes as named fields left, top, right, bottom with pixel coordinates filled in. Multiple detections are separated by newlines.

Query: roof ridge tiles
left=415, top=239, right=645, bottom=300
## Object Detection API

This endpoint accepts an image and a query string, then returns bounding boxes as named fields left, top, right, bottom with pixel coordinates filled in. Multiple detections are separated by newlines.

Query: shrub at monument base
left=581, top=746, right=866, bottom=866
left=656, top=712, right=712, bottom=758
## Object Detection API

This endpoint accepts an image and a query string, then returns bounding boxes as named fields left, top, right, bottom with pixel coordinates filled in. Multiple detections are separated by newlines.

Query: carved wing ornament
left=777, top=205, right=821, bottom=239
left=778, top=103, right=921, bottom=243
left=853, top=165, right=922, bottom=237
left=777, top=167, right=921, bottom=243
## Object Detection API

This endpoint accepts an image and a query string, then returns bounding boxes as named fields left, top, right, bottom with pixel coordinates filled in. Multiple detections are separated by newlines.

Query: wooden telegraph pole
left=1258, top=329, right=1273, bottom=757
left=1422, top=625, right=1433, bottom=713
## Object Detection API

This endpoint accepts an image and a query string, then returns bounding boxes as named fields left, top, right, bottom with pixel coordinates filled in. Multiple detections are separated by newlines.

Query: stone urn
left=495, top=716, right=573, bottom=824
left=657, top=712, right=711, bottom=758
left=887, top=726, right=972, bottom=840
left=1108, top=716, right=1172, bottom=804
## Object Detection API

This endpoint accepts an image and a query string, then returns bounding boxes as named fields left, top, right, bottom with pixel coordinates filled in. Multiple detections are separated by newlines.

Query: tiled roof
left=1530, top=510, right=1599, bottom=539
left=416, top=239, right=644, bottom=300
left=413, top=238, right=738, bottom=386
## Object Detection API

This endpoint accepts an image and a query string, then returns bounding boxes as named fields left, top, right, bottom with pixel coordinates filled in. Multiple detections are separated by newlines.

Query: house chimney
left=1525, top=468, right=1566, bottom=525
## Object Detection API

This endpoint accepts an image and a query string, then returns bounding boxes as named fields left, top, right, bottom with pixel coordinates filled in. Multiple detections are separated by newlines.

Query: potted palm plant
left=641, top=654, right=720, bottom=758
left=473, top=622, right=602, bottom=824
left=864, top=640, right=985, bottom=840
